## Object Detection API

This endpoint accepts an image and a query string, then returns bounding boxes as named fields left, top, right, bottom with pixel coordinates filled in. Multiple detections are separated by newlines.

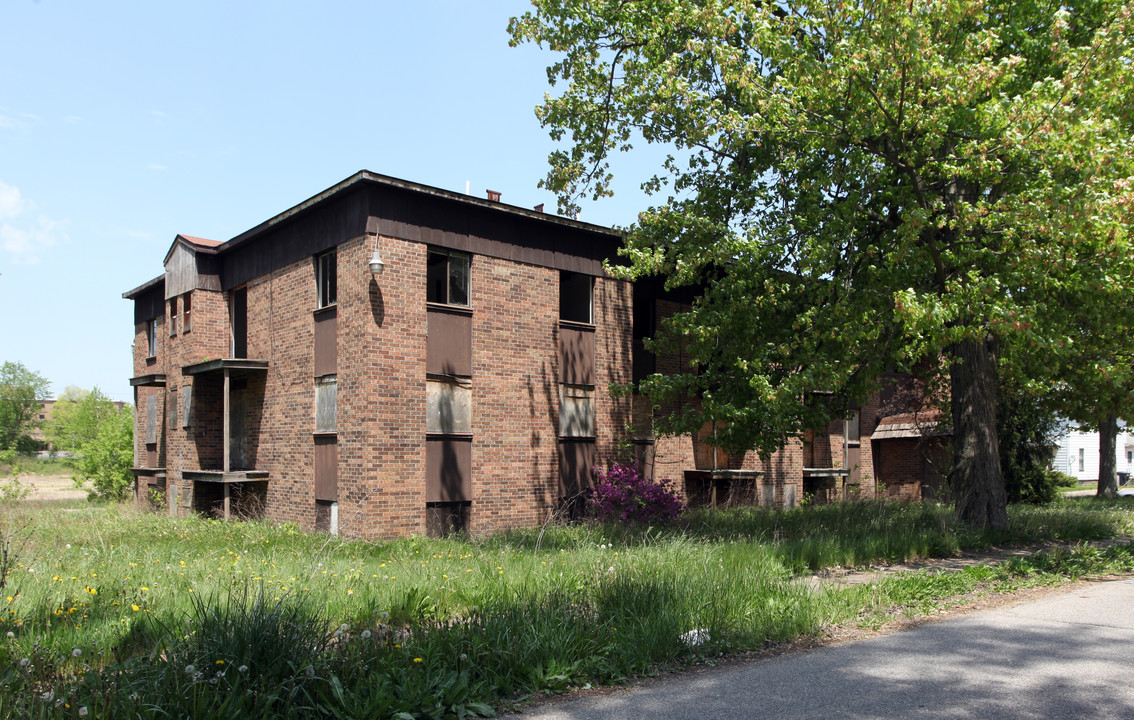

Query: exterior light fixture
left=368, top=236, right=385, bottom=276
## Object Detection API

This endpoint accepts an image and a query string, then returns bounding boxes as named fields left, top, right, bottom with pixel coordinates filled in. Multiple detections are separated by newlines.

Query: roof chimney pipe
left=486, top=189, right=501, bottom=202
left=533, top=203, right=544, bottom=213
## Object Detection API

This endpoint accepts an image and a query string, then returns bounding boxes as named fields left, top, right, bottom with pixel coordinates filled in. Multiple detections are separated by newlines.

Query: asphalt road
left=504, top=578, right=1134, bottom=720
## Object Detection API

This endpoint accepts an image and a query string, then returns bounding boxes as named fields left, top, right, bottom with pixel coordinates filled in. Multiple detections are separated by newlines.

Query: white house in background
left=1051, top=422, right=1134, bottom=483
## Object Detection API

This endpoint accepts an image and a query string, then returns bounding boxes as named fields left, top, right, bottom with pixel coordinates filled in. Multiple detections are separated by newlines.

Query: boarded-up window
left=315, top=376, right=337, bottom=433
left=558, top=439, right=595, bottom=497
left=145, top=395, right=157, bottom=444
left=559, top=325, right=594, bottom=385
left=168, top=389, right=177, bottom=429
left=314, top=306, right=338, bottom=377
left=560, top=272, right=593, bottom=324
left=426, top=437, right=472, bottom=502
left=559, top=384, right=595, bottom=437
left=181, top=385, right=192, bottom=428
left=314, top=436, right=338, bottom=501
left=426, top=377, right=472, bottom=434
left=846, top=410, right=860, bottom=443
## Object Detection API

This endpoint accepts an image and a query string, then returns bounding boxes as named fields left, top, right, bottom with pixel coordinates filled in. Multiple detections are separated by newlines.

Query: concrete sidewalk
left=504, top=578, right=1134, bottom=719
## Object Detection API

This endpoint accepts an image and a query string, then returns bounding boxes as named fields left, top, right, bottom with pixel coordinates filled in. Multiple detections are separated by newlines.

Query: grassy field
left=2, top=497, right=1133, bottom=718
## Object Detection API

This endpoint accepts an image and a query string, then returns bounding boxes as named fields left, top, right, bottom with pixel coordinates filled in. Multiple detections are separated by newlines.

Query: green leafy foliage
left=73, top=405, right=134, bottom=501
left=510, top=0, right=1134, bottom=529
left=45, top=386, right=118, bottom=454
left=997, top=378, right=1065, bottom=504
left=0, top=362, right=50, bottom=452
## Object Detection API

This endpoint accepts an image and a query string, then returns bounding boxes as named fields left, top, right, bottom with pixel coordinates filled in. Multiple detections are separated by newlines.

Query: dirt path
left=0, top=473, right=90, bottom=501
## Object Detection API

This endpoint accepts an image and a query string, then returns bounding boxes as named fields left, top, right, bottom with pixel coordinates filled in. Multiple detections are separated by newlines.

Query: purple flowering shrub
left=587, top=462, right=686, bottom=525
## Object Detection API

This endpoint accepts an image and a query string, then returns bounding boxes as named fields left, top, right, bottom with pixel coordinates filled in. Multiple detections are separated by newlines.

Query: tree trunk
left=1097, top=413, right=1118, bottom=498
left=949, top=334, right=1010, bottom=529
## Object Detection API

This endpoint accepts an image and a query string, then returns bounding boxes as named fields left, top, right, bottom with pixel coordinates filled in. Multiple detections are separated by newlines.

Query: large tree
left=0, top=361, right=51, bottom=451
left=510, top=0, right=1134, bottom=528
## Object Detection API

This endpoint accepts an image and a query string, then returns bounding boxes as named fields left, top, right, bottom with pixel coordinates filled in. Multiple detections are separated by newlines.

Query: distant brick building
left=124, top=171, right=934, bottom=539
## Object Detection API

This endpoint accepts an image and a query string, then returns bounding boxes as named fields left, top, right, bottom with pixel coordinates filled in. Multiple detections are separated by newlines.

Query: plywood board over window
left=181, top=385, right=192, bottom=428
left=315, top=376, right=337, bottom=433
left=559, top=384, right=595, bottom=438
left=426, top=377, right=472, bottom=434
left=145, top=395, right=158, bottom=445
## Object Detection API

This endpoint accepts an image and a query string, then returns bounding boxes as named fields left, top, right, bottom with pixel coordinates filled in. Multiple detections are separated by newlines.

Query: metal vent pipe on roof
left=486, top=189, right=501, bottom=201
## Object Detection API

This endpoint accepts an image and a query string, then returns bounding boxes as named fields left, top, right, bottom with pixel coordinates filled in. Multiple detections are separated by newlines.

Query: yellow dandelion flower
left=413, top=658, right=422, bottom=663
left=132, top=604, right=140, bottom=612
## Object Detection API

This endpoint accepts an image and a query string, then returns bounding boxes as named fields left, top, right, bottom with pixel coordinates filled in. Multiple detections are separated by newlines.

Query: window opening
left=560, top=271, right=593, bottom=324
left=183, top=293, right=192, bottom=333
left=231, top=288, right=248, bottom=359
left=427, top=249, right=470, bottom=306
left=316, top=249, right=337, bottom=308
left=147, top=318, right=158, bottom=357
left=1079, top=448, right=1085, bottom=472
left=169, top=297, right=178, bottom=336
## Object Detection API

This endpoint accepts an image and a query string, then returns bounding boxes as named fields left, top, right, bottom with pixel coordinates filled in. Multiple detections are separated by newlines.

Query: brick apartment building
left=124, top=171, right=940, bottom=538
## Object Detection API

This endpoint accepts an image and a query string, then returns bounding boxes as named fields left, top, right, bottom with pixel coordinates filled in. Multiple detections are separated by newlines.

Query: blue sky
left=0, top=1, right=659, bottom=402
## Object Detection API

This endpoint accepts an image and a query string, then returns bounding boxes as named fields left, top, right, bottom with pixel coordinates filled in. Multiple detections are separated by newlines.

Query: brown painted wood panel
left=133, top=283, right=165, bottom=325
left=558, top=439, right=595, bottom=497
left=314, top=306, right=337, bottom=376
left=427, top=308, right=472, bottom=376
left=426, top=437, right=472, bottom=502
left=314, top=435, right=338, bottom=501
left=559, top=326, right=594, bottom=385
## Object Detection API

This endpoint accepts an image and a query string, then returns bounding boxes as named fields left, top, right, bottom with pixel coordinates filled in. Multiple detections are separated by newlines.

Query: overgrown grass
left=1, top=497, right=1132, bottom=718
left=0, top=458, right=73, bottom=478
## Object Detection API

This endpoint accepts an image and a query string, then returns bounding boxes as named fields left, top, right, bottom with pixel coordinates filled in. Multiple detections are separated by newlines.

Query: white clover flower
left=360, top=630, right=371, bottom=640
left=184, top=664, right=196, bottom=674
left=340, top=623, right=349, bottom=633
left=238, top=665, right=249, bottom=673
left=65, top=544, right=71, bottom=549
left=459, top=653, right=468, bottom=662
left=5, top=631, right=13, bottom=639
left=78, top=707, right=88, bottom=718
left=72, top=648, right=81, bottom=658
